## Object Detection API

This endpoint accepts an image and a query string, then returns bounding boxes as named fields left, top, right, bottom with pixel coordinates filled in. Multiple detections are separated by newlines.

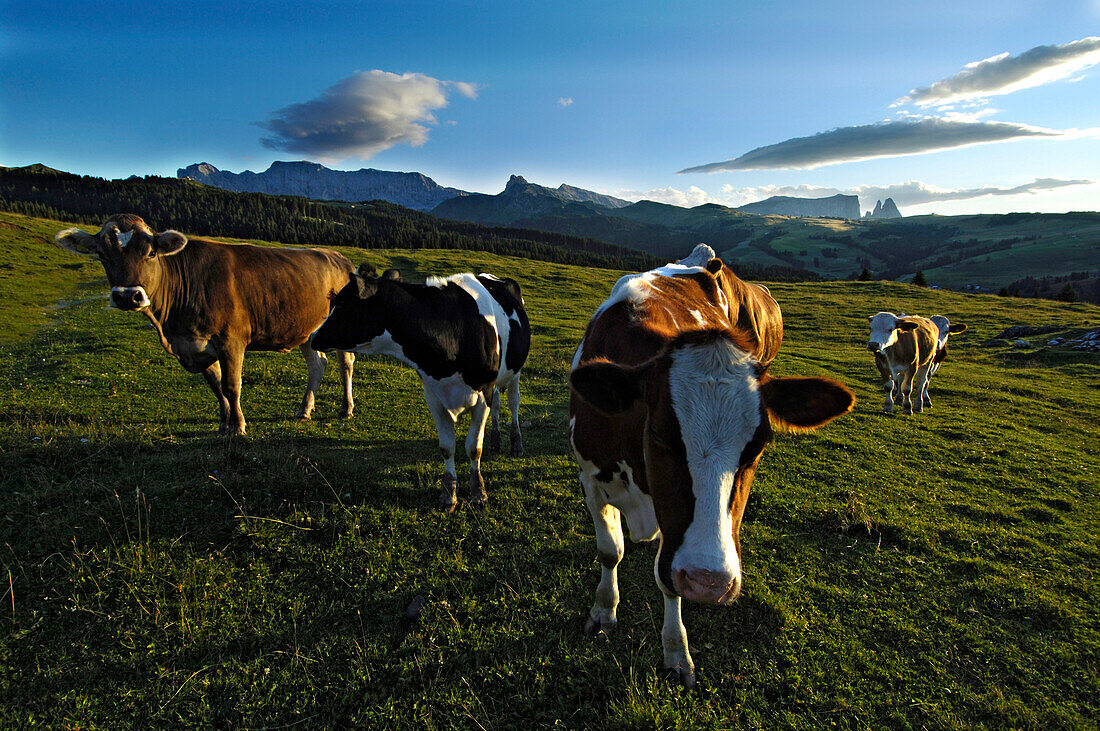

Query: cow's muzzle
left=111, top=286, right=150, bottom=311
left=867, top=342, right=883, bottom=353
left=673, top=568, right=741, bottom=605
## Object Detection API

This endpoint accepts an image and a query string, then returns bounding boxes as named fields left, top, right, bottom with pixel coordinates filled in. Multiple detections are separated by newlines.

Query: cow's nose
left=673, top=568, right=741, bottom=605
left=867, top=342, right=881, bottom=352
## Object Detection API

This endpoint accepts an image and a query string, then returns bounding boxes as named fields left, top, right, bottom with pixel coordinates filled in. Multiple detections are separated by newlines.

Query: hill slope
left=1, top=211, right=1098, bottom=728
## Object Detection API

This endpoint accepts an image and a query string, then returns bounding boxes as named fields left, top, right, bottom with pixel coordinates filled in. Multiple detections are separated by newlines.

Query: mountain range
left=178, top=161, right=470, bottom=212
left=179, top=161, right=899, bottom=220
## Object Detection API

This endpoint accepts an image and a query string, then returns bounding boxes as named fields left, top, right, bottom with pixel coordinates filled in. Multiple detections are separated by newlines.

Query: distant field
left=1, top=211, right=1098, bottom=728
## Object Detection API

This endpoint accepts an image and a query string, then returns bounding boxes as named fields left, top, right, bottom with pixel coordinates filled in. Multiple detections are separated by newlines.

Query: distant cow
left=867, top=311, right=940, bottom=414
left=309, top=268, right=530, bottom=513
left=56, top=214, right=356, bottom=434
left=569, top=244, right=854, bottom=687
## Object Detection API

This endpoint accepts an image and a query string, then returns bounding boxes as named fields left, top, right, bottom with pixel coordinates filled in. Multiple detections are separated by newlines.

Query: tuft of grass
left=1, top=210, right=1098, bottom=728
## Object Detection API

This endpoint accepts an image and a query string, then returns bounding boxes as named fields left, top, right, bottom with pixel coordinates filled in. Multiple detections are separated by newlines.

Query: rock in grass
left=404, top=595, right=427, bottom=620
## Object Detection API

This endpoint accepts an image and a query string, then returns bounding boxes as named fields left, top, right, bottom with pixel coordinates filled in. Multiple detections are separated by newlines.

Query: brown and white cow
left=928, top=315, right=968, bottom=383
left=569, top=244, right=854, bottom=687
left=56, top=214, right=356, bottom=435
left=867, top=311, right=940, bottom=414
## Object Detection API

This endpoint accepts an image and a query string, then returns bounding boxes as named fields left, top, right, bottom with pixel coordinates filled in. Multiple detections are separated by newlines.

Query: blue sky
left=3, top=0, right=1099, bottom=215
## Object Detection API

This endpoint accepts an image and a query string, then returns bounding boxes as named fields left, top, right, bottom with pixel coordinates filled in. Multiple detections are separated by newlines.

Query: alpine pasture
left=1, top=211, right=1097, bottom=728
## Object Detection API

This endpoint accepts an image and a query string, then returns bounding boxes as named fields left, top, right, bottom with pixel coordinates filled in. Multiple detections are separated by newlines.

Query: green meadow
left=1, top=210, right=1097, bottom=728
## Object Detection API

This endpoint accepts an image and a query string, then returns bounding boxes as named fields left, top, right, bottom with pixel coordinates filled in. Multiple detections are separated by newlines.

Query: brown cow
left=867, top=311, right=939, bottom=414
left=569, top=244, right=854, bottom=687
left=56, top=214, right=356, bottom=435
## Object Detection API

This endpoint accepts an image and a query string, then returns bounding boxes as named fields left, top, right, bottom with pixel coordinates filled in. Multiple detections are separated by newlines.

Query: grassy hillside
left=1, top=211, right=1098, bottom=728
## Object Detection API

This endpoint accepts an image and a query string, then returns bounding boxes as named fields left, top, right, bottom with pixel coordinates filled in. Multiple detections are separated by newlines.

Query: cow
left=569, top=244, right=854, bottom=687
left=309, top=267, right=530, bottom=513
left=55, top=214, right=356, bottom=435
left=866, top=311, right=940, bottom=414
left=928, top=315, right=968, bottom=383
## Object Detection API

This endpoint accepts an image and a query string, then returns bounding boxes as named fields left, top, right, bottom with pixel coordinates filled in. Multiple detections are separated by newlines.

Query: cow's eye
left=147, top=249, right=157, bottom=259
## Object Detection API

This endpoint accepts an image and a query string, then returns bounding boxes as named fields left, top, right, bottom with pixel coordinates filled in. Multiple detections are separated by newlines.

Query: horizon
left=3, top=2, right=1099, bottom=217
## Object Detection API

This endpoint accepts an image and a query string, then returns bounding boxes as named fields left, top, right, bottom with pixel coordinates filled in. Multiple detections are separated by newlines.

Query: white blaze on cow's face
left=656, top=337, right=765, bottom=605
left=867, top=311, right=916, bottom=353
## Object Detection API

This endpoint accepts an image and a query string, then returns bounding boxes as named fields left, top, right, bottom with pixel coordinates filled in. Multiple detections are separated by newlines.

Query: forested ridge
left=0, top=165, right=658, bottom=271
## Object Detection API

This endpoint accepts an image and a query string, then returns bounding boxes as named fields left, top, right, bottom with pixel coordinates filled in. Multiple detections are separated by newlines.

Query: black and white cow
left=310, top=267, right=530, bottom=512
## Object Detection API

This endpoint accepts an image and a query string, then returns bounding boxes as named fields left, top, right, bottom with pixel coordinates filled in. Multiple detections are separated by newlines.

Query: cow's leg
left=507, top=374, right=524, bottom=457
left=201, top=361, right=231, bottom=433
left=659, top=583, right=695, bottom=689
left=488, top=387, right=502, bottom=454
left=424, top=387, right=459, bottom=513
left=338, top=352, right=355, bottom=419
left=899, top=369, right=915, bottom=415
left=882, top=374, right=896, bottom=413
left=296, top=343, right=328, bottom=420
left=582, top=475, right=624, bottom=637
left=465, top=391, right=491, bottom=508
left=913, top=364, right=931, bottom=414
left=219, top=346, right=247, bottom=435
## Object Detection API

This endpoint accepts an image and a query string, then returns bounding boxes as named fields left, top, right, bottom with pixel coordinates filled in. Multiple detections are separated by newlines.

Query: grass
left=1, top=210, right=1098, bottom=728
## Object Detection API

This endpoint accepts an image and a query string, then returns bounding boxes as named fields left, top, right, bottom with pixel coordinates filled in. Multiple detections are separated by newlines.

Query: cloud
left=678, top=117, right=1062, bottom=173
left=258, top=70, right=477, bottom=160
left=615, top=178, right=1092, bottom=211
left=728, top=178, right=1092, bottom=209
left=558, top=97, right=574, bottom=108
left=897, top=37, right=1100, bottom=107
left=613, top=185, right=714, bottom=207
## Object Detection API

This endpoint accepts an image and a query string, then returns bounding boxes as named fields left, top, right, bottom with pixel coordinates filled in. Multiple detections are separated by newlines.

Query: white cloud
left=613, top=185, right=716, bottom=207
left=258, top=70, right=477, bottom=160
left=558, top=97, right=574, bottom=108
left=897, top=37, right=1100, bottom=107
left=678, top=117, right=1062, bottom=173
left=616, top=178, right=1092, bottom=211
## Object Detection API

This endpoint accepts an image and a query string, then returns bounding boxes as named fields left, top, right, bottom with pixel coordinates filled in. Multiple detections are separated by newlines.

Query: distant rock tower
left=866, top=198, right=902, bottom=219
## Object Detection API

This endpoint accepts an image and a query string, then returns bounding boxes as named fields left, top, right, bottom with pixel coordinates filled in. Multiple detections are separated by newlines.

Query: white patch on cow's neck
left=688, top=309, right=706, bottom=326
left=667, top=338, right=759, bottom=578
left=593, top=245, right=716, bottom=319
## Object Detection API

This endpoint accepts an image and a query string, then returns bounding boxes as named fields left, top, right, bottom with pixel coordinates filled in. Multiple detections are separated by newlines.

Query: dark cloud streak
left=678, top=118, right=1060, bottom=173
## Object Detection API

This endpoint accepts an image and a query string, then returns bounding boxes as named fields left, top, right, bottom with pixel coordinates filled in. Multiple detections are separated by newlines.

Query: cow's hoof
left=294, top=412, right=311, bottom=421
left=904, top=408, right=914, bottom=415
left=488, top=431, right=502, bottom=454
left=510, top=443, right=525, bottom=458
left=660, top=666, right=697, bottom=690
left=584, top=616, right=616, bottom=638
left=338, top=408, right=353, bottom=420
left=437, top=497, right=458, bottom=514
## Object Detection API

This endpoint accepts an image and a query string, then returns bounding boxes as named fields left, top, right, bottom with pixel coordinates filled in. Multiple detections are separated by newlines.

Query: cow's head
left=56, top=214, right=187, bottom=311
left=571, top=330, right=854, bottom=605
left=928, top=315, right=967, bottom=349
left=867, top=311, right=918, bottom=353
left=309, top=268, right=401, bottom=352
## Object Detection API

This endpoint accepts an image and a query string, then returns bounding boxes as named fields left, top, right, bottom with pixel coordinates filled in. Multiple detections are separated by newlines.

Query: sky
left=3, top=0, right=1099, bottom=216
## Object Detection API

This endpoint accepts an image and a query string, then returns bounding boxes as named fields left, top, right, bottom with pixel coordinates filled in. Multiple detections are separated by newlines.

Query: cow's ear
left=154, top=230, right=188, bottom=256
left=948, top=323, right=967, bottom=334
left=897, top=320, right=919, bottom=332
left=382, top=268, right=401, bottom=281
left=759, top=376, right=854, bottom=431
left=55, top=228, right=98, bottom=256
left=352, top=273, right=379, bottom=300
left=705, top=257, right=724, bottom=277
left=571, top=361, right=643, bottom=415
